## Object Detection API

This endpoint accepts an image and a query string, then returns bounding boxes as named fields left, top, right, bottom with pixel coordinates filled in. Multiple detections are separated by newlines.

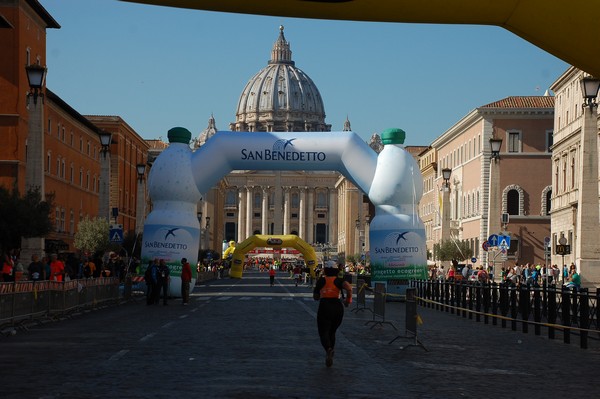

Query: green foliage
left=0, top=186, right=54, bottom=253
left=433, top=239, right=473, bottom=267
left=73, top=217, right=110, bottom=255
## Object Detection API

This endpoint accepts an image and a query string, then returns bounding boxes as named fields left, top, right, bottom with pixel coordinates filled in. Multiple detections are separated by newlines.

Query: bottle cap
left=381, top=128, right=406, bottom=145
left=167, top=127, right=192, bottom=144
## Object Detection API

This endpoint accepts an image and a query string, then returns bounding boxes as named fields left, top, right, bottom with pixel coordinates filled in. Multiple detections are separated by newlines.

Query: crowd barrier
left=411, top=279, right=600, bottom=349
left=0, top=277, right=120, bottom=334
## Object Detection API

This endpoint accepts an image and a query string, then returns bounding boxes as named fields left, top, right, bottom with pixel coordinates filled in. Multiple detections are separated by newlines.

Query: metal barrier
left=351, top=279, right=372, bottom=314
left=364, top=282, right=396, bottom=330
left=389, top=287, right=427, bottom=350
left=411, top=279, right=600, bottom=350
left=0, top=278, right=120, bottom=334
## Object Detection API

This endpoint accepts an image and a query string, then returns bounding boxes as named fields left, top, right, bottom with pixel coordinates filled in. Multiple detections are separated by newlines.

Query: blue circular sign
left=471, top=257, right=477, bottom=263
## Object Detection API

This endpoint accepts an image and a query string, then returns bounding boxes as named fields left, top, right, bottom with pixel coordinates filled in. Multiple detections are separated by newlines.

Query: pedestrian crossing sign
left=109, top=224, right=124, bottom=243
left=499, top=236, right=511, bottom=250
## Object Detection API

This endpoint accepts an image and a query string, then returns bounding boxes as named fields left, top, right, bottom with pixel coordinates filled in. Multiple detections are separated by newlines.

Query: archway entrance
left=230, top=234, right=317, bottom=278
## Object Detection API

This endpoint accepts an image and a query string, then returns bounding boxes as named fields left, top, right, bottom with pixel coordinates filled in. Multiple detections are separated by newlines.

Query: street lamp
left=441, top=167, right=452, bottom=189
left=99, top=131, right=112, bottom=158
left=581, top=76, right=600, bottom=108
left=136, top=163, right=146, bottom=181
left=21, top=64, right=47, bottom=262
left=489, top=137, right=502, bottom=160
left=25, top=64, right=47, bottom=105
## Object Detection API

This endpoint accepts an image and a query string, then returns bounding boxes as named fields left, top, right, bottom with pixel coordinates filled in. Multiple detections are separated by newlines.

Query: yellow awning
left=121, top=0, right=599, bottom=78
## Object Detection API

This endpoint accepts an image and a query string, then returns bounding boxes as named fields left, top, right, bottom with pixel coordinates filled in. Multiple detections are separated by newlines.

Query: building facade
left=1, top=1, right=149, bottom=259
left=428, top=96, right=554, bottom=271
left=550, top=66, right=600, bottom=285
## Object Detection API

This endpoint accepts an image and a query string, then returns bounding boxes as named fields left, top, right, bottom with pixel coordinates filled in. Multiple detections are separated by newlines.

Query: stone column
left=246, top=186, right=253, bottom=238
left=328, top=188, right=337, bottom=245
left=283, top=187, right=290, bottom=235
left=237, top=188, right=246, bottom=242
left=299, top=187, right=306, bottom=240
left=307, top=189, right=314, bottom=244
left=576, top=103, right=600, bottom=285
left=261, top=186, right=269, bottom=235
left=273, top=172, right=283, bottom=234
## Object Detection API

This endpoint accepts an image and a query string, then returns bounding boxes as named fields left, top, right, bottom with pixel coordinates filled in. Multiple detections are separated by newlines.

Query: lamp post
left=487, top=135, right=503, bottom=268
left=205, top=216, right=211, bottom=250
left=576, top=76, right=600, bottom=285
left=355, top=218, right=360, bottom=257
left=135, top=164, right=146, bottom=235
left=21, top=64, right=47, bottom=262
left=197, top=211, right=203, bottom=252
left=440, top=167, right=452, bottom=243
left=98, top=130, right=112, bottom=220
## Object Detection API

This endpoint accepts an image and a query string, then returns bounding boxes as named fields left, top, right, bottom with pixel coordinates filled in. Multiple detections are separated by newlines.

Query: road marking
left=217, top=296, right=232, bottom=301
left=179, top=315, right=188, bottom=319
left=108, top=349, right=129, bottom=361
left=139, top=333, right=156, bottom=342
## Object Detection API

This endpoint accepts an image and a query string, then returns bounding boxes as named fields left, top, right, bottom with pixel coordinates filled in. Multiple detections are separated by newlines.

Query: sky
left=41, top=0, right=569, bottom=146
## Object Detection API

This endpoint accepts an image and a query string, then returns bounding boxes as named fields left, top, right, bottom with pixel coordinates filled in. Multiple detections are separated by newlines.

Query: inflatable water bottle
left=368, top=128, right=427, bottom=296
left=140, top=127, right=201, bottom=297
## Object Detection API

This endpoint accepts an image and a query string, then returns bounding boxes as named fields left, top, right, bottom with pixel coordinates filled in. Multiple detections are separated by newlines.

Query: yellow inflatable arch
left=124, top=0, right=600, bottom=78
left=230, top=235, right=318, bottom=279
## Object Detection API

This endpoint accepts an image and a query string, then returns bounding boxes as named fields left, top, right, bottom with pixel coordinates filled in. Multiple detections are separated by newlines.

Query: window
left=254, top=192, right=261, bottom=209
left=507, top=189, right=520, bottom=215
left=225, top=190, right=237, bottom=206
left=224, top=222, right=236, bottom=242
left=291, top=193, right=299, bottom=208
left=508, top=132, right=520, bottom=153
left=546, top=190, right=552, bottom=215
left=46, top=152, right=51, bottom=172
left=316, top=192, right=326, bottom=208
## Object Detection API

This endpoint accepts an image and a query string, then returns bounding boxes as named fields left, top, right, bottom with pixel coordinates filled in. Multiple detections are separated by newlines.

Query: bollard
left=123, top=274, right=132, bottom=300
left=562, top=287, right=571, bottom=344
left=547, top=286, right=557, bottom=340
left=579, top=289, right=589, bottom=349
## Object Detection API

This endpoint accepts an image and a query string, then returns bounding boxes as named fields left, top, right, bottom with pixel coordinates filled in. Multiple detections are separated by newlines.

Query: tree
left=434, top=239, right=473, bottom=269
left=0, top=186, right=54, bottom=253
left=73, top=217, right=110, bottom=255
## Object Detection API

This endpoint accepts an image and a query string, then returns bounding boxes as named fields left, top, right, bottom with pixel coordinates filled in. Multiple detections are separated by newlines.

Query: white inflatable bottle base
left=368, top=128, right=427, bottom=296
left=140, top=127, right=201, bottom=297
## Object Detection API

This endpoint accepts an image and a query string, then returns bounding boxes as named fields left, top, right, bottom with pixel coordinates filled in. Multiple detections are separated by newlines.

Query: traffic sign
left=471, top=257, right=477, bottom=264
left=109, top=224, right=124, bottom=244
left=487, top=234, right=499, bottom=247
left=499, top=235, right=511, bottom=250
left=482, top=241, right=489, bottom=252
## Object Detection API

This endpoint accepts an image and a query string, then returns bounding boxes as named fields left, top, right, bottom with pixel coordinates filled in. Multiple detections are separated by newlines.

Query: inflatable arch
left=230, top=235, right=318, bottom=278
left=142, top=128, right=425, bottom=296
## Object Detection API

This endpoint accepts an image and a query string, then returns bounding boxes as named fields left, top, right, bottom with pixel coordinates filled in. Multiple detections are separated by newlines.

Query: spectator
left=157, top=259, right=170, bottom=305
left=565, top=263, right=581, bottom=289
left=181, top=258, right=192, bottom=305
left=49, top=254, right=65, bottom=282
left=28, top=254, right=45, bottom=281
left=2, top=253, right=14, bottom=282
left=144, top=259, right=159, bottom=305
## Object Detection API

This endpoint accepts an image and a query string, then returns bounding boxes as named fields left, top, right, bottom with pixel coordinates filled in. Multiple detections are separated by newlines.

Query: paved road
left=2, top=270, right=600, bottom=398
